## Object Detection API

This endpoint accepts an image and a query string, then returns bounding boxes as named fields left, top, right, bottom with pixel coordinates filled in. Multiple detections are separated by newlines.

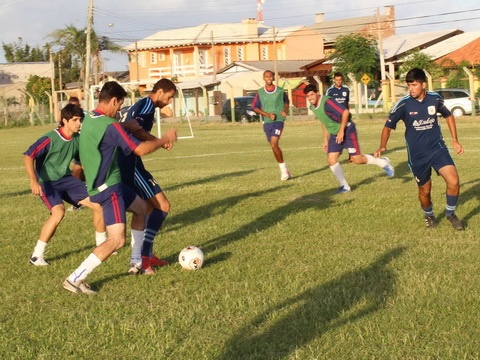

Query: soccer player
left=374, top=68, right=464, bottom=229
left=24, top=104, right=106, bottom=266
left=117, top=78, right=177, bottom=274
left=62, top=81, right=177, bottom=294
left=252, top=70, right=291, bottom=181
left=326, top=72, right=350, bottom=109
left=303, top=83, right=394, bottom=193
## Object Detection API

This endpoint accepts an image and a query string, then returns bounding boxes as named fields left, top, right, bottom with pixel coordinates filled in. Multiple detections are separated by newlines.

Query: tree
left=0, top=96, right=20, bottom=126
left=48, top=24, right=126, bottom=85
left=25, top=75, right=51, bottom=105
left=397, top=48, right=440, bottom=80
left=327, top=33, right=379, bottom=82
left=2, top=37, right=49, bottom=62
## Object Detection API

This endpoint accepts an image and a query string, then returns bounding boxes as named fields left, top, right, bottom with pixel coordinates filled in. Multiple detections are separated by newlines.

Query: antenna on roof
left=257, top=0, right=265, bottom=24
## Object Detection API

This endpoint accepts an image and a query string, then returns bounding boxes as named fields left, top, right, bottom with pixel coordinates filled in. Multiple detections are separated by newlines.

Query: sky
left=1, top=0, right=479, bottom=71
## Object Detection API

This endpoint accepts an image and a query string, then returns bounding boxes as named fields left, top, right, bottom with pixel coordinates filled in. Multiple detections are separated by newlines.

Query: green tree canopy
left=397, top=48, right=440, bottom=80
left=2, top=37, right=49, bottom=62
left=25, top=75, right=51, bottom=105
left=327, top=33, right=379, bottom=82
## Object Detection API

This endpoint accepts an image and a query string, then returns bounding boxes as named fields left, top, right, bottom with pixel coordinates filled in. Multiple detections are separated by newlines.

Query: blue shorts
left=327, top=122, right=361, bottom=156
left=40, top=176, right=88, bottom=211
left=263, top=121, right=285, bottom=142
left=120, top=156, right=162, bottom=200
left=409, top=144, right=455, bottom=186
left=89, top=183, right=137, bottom=226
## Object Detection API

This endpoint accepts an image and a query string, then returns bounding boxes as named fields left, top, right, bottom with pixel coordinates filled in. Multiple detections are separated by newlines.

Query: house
left=124, top=19, right=324, bottom=83
left=0, top=62, right=51, bottom=100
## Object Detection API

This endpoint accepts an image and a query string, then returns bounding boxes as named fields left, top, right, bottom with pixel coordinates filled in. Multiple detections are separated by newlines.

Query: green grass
left=1, top=117, right=480, bottom=359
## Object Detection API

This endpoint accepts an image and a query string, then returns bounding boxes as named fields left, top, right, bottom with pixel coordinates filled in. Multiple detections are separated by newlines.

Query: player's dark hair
left=98, top=81, right=127, bottom=103
left=333, top=72, right=343, bottom=78
left=405, top=68, right=426, bottom=83
left=263, top=70, right=274, bottom=78
left=303, top=83, right=318, bottom=95
left=68, top=96, right=80, bottom=105
left=59, top=104, right=84, bottom=127
left=152, top=78, right=177, bottom=94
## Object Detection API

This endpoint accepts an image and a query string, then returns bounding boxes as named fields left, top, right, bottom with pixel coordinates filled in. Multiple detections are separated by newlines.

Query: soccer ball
left=178, top=246, right=204, bottom=270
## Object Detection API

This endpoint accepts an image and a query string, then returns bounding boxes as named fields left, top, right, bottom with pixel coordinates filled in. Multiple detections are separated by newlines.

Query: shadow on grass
left=448, top=178, right=480, bottom=226
left=48, top=245, right=95, bottom=262
left=163, top=169, right=259, bottom=192
left=0, top=189, right=31, bottom=198
left=217, top=246, right=406, bottom=360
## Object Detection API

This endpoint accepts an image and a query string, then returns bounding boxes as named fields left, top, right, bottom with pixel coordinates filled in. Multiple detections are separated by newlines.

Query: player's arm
left=281, top=92, right=289, bottom=117
left=23, top=155, right=42, bottom=196
left=444, top=114, right=464, bottom=155
left=321, top=123, right=329, bottom=153
left=335, top=108, right=350, bottom=144
left=134, top=128, right=177, bottom=156
left=374, top=126, right=393, bottom=157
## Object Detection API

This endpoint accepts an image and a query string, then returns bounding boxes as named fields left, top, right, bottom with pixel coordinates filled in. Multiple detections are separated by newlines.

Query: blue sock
left=422, top=204, right=434, bottom=217
left=446, top=194, right=458, bottom=217
left=141, top=209, right=168, bottom=257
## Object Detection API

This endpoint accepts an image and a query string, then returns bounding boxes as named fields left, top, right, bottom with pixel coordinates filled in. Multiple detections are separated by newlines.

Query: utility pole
left=211, top=31, right=216, bottom=82
left=84, top=0, right=94, bottom=111
left=273, top=26, right=278, bottom=85
left=376, top=8, right=386, bottom=81
left=135, top=41, right=140, bottom=83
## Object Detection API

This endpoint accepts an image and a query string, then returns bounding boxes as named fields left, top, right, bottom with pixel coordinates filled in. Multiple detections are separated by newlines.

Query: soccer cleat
left=128, top=262, right=142, bottom=275
left=424, top=215, right=438, bottom=228
left=280, top=170, right=292, bottom=181
left=382, top=157, right=395, bottom=177
left=30, top=256, right=49, bottom=266
left=336, top=186, right=351, bottom=194
left=63, top=278, right=96, bottom=295
left=447, top=214, right=463, bottom=230
left=146, top=255, right=169, bottom=268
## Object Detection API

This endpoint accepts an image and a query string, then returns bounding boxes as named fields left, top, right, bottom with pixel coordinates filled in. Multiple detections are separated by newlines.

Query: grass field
left=1, top=116, right=480, bottom=359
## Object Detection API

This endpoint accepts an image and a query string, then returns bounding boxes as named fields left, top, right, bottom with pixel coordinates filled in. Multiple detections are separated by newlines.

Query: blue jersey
left=326, top=86, right=350, bottom=108
left=386, top=92, right=451, bottom=161
left=122, top=97, right=156, bottom=132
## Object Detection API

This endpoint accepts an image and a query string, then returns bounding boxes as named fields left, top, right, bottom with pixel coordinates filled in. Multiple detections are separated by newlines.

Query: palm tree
left=0, top=96, right=20, bottom=126
left=48, top=24, right=125, bottom=85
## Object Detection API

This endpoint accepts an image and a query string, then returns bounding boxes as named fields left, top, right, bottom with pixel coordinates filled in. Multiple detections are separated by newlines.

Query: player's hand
left=453, top=140, right=464, bottom=155
left=323, top=140, right=328, bottom=153
left=374, top=147, right=386, bottom=158
left=335, top=132, right=344, bottom=144
left=162, top=128, right=177, bottom=145
left=30, top=180, right=42, bottom=196
left=269, top=113, right=276, bottom=121
left=162, top=143, right=174, bottom=150
left=280, top=111, right=287, bottom=117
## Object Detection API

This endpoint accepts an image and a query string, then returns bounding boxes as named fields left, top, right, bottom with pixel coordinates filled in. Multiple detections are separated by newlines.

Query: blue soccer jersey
left=326, top=86, right=350, bottom=108
left=125, top=97, right=156, bottom=132
left=386, top=92, right=451, bottom=160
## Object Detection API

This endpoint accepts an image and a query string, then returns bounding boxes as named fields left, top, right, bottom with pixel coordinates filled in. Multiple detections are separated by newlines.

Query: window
left=198, top=49, right=208, bottom=65
left=158, top=53, right=165, bottom=61
left=224, top=47, right=231, bottom=66
left=138, top=53, right=146, bottom=67
left=150, top=52, right=157, bottom=64
left=237, top=46, right=244, bottom=61
left=261, top=46, right=268, bottom=60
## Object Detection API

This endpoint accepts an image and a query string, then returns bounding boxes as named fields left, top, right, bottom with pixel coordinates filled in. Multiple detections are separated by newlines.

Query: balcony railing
left=148, top=64, right=214, bottom=79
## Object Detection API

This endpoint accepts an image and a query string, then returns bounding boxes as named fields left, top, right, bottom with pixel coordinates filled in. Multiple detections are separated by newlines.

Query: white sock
left=130, top=229, right=144, bottom=264
left=279, top=162, right=288, bottom=172
left=68, top=253, right=102, bottom=283
left=95, top=231, right=107, bottom=246
left=365, top=154, right=388, bottom=168
left=330, top=162, right=350, bottom=189
left=32, top=240, right=47, bottom=258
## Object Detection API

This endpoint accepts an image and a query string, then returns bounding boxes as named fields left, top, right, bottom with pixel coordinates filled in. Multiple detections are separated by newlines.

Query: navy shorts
left=121, top=157, right=162, bottom=200
left=40, top=176, right=88, bottom=211
left=328, top=122, right=361, bottom=156
left=89, top=183, right=137, bottom=226
left=263, top=121, right=285, bottom=142
left=409, top=144, right=455, bottom=186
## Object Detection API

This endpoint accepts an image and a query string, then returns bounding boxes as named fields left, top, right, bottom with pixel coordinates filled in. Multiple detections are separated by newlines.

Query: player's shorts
left=133, top=166, right=162, bottom=200
left=409, top=143, right=455, bottom=187
left=327, top=121, right=361, bottom=156
left=263, top=121, right=285, bottom=142
left=40, top=176, right=88, bottom=211
left=89, top=183, right=137, bottom=226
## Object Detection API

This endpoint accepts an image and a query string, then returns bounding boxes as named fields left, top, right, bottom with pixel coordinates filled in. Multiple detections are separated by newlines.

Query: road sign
left=361, top=74, right=371, bottom=85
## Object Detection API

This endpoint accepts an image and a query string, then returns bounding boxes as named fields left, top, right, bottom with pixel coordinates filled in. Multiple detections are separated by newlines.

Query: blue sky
left=0, top=0, right=479, bottom=70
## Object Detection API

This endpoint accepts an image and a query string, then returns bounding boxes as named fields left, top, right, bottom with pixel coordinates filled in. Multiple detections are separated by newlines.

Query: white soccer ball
left=178, top=246, right=204, bottom=270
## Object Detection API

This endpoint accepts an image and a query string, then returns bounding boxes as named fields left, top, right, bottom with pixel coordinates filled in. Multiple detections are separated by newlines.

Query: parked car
left=434, top=88, right=479, bottom=117
left=221, top=96, right=259, bottom=123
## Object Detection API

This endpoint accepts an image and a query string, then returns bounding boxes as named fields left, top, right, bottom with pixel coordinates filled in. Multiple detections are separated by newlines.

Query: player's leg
left=265, top=122, right=290, bottom=180
left=30, top=182, right=65, bottom=266
left=63, top=184, right=131, bottom=294
left=413, top=164, right=438, bottom=228
left=127, top=194, right=148, bottom=274
left=326, top=136, right=350, bottom=193
left=31, top=204, right=65, bottom=266
left=438, top=163, right=462, bottom=230
left=345, top=124, right=394, bottom=176
left=133, top=166, right=170, bottom=273
left=79, top=197, right=108, bottom=246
